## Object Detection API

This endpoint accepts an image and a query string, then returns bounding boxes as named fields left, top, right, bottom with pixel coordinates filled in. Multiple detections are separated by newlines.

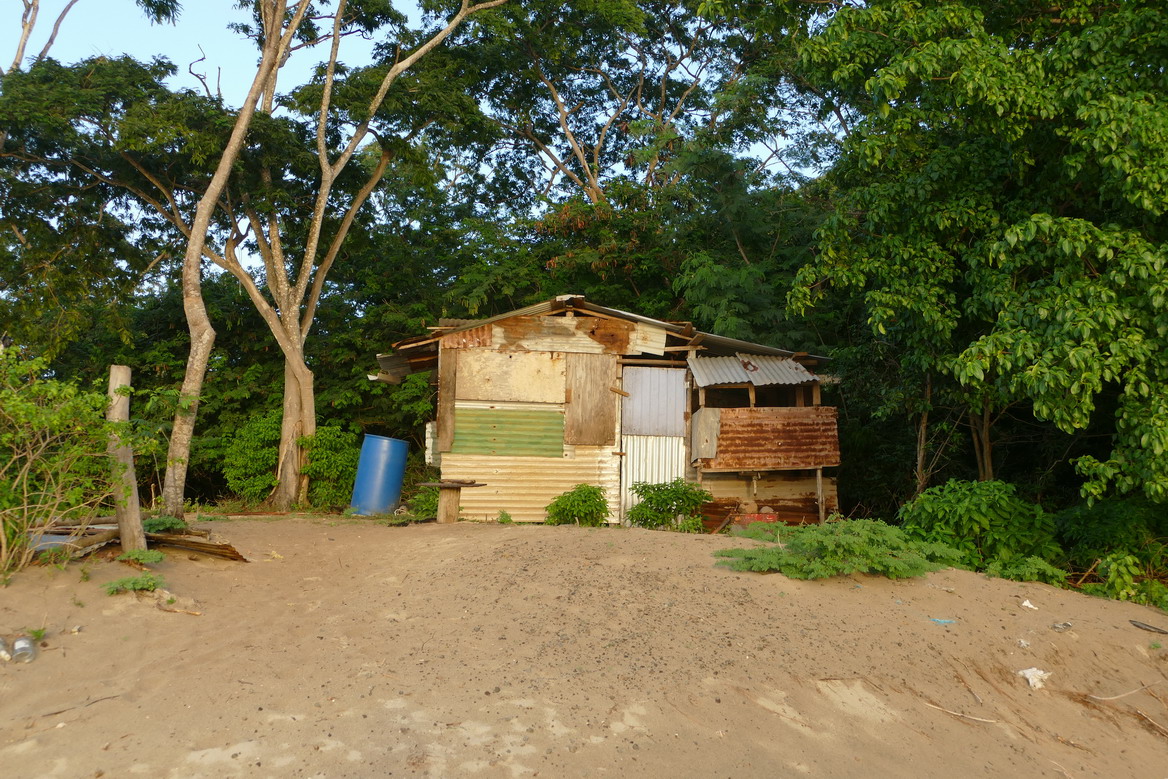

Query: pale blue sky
left=5, top=1, right=378, bottom=105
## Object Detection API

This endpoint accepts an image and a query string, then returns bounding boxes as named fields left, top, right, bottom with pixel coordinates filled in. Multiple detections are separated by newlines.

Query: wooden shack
left=374, top=295, right=839, bottom=525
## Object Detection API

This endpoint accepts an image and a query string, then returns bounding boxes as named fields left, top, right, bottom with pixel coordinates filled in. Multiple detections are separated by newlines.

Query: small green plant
left=716, top=519, right=963, bottom=580
left=545, top=484, right=610, bottom=527
left=1151, top=641, right=1163, bottom=650
left=26, top=627, right=47, bottom=641
left=407, top=486, right=440, bottom=520
left=497, top=510, right=514, bottom=524
left=103, top=572, right=164, bottom=595
left=143, top=515, right=188, bottom=533
left=78, top=563, right=91, bottom=582
left=898, top=480, right=1062, bottom=569
left=626, top=479, right=712, bottom=531
left=117, top=549, right=165, bottom=566
left=72, top=595, right=84, bottom=607
left=35, top=547, right=71, bottom=569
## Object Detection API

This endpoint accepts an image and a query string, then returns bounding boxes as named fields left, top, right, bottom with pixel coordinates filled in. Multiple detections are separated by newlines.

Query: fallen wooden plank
left=145, top=533, right=249, bottom=562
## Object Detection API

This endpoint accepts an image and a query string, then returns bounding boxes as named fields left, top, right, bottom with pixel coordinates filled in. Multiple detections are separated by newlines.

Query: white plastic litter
left=1021, top=599, right=1039, bottom=610
left=1017, top=667, right=1052, bottom=689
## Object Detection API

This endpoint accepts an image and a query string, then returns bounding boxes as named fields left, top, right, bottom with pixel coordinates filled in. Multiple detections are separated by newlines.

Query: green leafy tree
left=790, top=1, right=1168, bottom=501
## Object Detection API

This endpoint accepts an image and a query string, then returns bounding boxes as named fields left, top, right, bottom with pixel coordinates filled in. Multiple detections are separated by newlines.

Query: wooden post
left=816, top=467, right=826, bottom=524
left=107, top=365, right=146, bottom=551
left=436, top=486, right=461, bottom=524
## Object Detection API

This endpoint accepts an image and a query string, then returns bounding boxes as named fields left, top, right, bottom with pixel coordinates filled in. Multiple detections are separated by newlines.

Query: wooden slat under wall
left=437, top=347, right=457, bottom=452
left=565, top=352, right=618, bottom=445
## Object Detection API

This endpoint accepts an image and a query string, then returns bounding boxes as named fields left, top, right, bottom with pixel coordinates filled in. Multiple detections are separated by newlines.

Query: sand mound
left=2, top=517, right=1166, bottom=777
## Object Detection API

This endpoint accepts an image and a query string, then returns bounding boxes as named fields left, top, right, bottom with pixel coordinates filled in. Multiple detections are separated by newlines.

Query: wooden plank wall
left=564, top=352, right=618, bottom=445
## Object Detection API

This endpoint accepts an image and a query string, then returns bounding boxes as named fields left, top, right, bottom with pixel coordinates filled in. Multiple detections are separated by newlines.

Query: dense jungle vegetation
left=2, top=1, right=1166, bottom=601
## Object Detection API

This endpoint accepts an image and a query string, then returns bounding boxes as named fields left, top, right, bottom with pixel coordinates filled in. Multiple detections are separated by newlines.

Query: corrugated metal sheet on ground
left=696, top=406, right=840, bottom=471
left=688, top=354, right=816, bottom=387
left=621, top=367, right=687, bottom=436
left=450, top=405, right=564, bottom=457
left=619, top=435, right=687, bottom=517
left=440, top=448, right=620, bottom=523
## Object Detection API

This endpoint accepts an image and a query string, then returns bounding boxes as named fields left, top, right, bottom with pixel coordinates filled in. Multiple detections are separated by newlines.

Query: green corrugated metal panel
left=452, top=407, right=564, bottom=457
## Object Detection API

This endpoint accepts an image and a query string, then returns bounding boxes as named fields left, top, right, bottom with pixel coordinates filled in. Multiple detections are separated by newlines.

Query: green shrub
left=222, top=409, right=281, bottom=504
left=545, top=484, right=610, bottom=526
left=898, top=480, right=1062, bottom=569
left=1, top=351, right=120, bottom=576
left=716, top=519, right=963, bottom=580
left=299, top=425, right=361, bottom=509
left=143, top=515, right=188, bottom=533
left=626, top=478, right=712, bottom=531
left=407, top=486, right=440, bottom=519
left=983, top=556, right=1068, bottom=586
left=103, top=572, right=164, bottom=595
left=117, top=549, right=165, bottom=566
left=1055, top=497, right=1168, bottom=571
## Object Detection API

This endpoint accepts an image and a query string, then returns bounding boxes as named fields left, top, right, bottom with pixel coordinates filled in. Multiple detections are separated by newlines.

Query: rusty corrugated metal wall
left=695, top=406, right=840, bottom=471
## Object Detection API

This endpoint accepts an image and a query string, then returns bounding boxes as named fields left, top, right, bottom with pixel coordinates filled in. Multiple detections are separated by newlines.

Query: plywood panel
left=436, top=348, right=457, bottom=452
left=622, top=367, right=686, bottom=436
left=701, top=472, right=839, bottom=524
left=491, top=315, right=634, bottom=355
left=440, top=448, right=621, bottom=523
left=455, top=349, right=565, bottom=403
left=565, top=352, right=619, bottom=446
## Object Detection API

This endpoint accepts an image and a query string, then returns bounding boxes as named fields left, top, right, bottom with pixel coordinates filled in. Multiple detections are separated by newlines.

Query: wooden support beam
left=107, top=366, right=145, bottom=552
left=816, top=468, right=826, bottom=525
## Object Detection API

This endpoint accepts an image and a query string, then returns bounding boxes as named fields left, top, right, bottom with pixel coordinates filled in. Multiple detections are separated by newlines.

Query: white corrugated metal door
left=620, top=367, right=687, bottom=517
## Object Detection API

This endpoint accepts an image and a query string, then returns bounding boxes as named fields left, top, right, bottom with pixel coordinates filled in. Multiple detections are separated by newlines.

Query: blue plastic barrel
left=349, top=435, right=409, bottom=515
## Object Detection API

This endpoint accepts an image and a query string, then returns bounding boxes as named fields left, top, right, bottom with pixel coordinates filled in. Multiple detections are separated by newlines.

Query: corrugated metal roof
left=392, top=295, right=829, bottom=363
left=688, top=354, right=817, bottom=387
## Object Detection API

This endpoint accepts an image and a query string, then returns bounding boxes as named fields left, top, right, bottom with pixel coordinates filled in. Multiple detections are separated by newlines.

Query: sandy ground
left=2, top=517, right=1167, bottom=778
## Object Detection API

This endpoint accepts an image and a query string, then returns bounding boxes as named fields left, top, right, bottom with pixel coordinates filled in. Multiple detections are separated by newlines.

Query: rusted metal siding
left=450, top=402, right=565, bottom=457
left=440, top=324, right=492, bottom=349
left=696, top=406, right=840, bottom=471
left=700, top=472, right=839, bottom=525
left=619, top=435, right=687, bottom=517
left=621, top=367, right=686, bottom=436
left=440, top=447, right=620, bottom=523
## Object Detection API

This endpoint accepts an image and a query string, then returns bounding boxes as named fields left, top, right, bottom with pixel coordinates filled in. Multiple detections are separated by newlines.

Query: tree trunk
left=913, top=374, right=932, bottom=496
left=270, top=353, right=315, bottom=511
left=160, top=261, right=216, bottom=519
left=969, top=401, right=994, bottom=481
left=107, top=365, right=146, bottom=551
left=156, top=0, right=309, bottom=517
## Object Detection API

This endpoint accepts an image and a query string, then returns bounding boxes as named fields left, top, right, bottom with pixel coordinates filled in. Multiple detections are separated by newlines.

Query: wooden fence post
left=108, top=365, right=146, bottom=551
